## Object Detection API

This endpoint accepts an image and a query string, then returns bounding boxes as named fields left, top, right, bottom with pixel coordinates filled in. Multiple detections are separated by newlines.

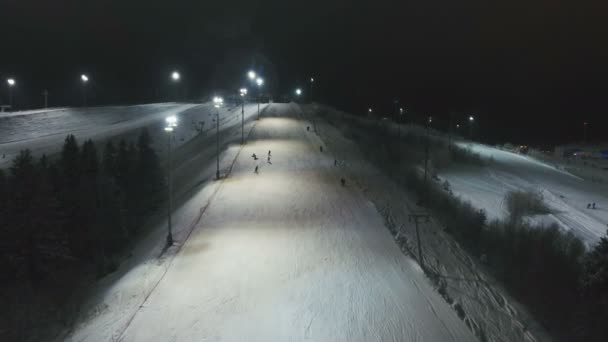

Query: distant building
left=555, top=143, right=608, bottom=160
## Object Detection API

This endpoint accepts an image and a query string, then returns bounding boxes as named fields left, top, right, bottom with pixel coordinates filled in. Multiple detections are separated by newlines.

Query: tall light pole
left=43, top=89, right=48, bottom=108
left=171, top=71, right=180, bottom=101
left=583, top=121, right=589, bottom=144
left=255, top=77, right=263, bottom=120
left=424, top=116, right=432, bottom=192
left=80, top=74, right=89, bottom=107
left=164, top=115, right=177, bottom=246
left=468, top=115, right=475, bottom=141
left=7, top=78, right=15, bottom=109
left=213, top=96, right=224, bottom=179
left=398, top=107, right=405, bottom=137
left=240, top=88, right=247, bottom=144
left=309, top=77, right=314, bottom=102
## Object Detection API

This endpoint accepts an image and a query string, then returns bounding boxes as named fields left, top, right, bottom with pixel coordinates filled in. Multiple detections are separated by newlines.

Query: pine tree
left=102, top=140, right=117, bottom=178
left=60, top=135, right=80, bottom=187
left=78, top=140, right=101, bottom=256
left=582, top=230, right=608, bottom=299
left=136, top=129, right=164, bottom=209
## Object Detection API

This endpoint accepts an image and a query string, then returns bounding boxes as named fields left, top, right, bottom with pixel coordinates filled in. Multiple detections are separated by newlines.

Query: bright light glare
left=399, top=107, right=404, bottom=113
left=248, top=71, right=256, bottom=80
left=166, top=115, right=177, bottom=127
left=7, top=78, right=15, bottom=86
left=295, top=88, right=302, bottom=95
left=164, top=127, right=174, bottom=132
left=310, top=77, right=314, bottom=83
left=368, top=108, right=372, bottom=113
left=171, top=71, right=180, bottom=81
left=456, top=124, right=460, bottom=128
left=240, top=88, right=248, bottom=96
left=469, top=116, right=474, bottom=121
left=81, top=74, right=89, bottom=82
left=256, top=78, right=264, bottom=86
left=213, top=96, right=224, bottom=108
left=428, top=116, right=433, bottom=123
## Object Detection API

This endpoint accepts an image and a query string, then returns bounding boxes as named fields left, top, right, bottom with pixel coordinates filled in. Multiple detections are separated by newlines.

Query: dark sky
left=1, top=0, right=606, bottom=145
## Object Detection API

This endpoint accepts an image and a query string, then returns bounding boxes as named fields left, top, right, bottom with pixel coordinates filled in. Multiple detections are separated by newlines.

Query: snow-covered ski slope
left=66, top=104, right=475, bottom=341
left=441, top=143, right=608, bottom=245
left=0, top=103, right=196, bottom=168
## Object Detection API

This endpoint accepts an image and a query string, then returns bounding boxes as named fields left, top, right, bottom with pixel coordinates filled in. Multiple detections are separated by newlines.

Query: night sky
left=1, top=0, right=606, bottom=145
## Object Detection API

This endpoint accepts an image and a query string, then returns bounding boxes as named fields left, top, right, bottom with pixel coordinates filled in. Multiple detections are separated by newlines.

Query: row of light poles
left=3, top=70, right=181, bottom=110
left=369, top=104, right=477, bottom=141
left=4, top=74, right=89, bottom=109
left=162, top=69, right=258, bottom=247
left=247, top=70, right=264, bottom=120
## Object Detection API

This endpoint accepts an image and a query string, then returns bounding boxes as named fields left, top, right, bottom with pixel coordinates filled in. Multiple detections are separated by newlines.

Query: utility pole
left=424, top=116, right=432, bottom=203
left=448, top=112, right=454, bottom=150
left=409, top=212, right=431, bottom=270
left=43, top=89, right=48, bottom=108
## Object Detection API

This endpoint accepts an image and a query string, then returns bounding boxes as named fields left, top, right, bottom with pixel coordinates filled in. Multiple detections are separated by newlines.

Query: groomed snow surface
left=441, top=143, right=608, bottom=245
left=63, top=104, right=476, bottom=341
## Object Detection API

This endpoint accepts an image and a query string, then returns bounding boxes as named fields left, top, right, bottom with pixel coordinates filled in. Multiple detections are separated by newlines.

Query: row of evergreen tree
left=0, top=129, right=164, bottom=284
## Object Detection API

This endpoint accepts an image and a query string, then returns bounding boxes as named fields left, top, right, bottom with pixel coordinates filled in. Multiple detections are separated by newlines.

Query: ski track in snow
left=313, top=106, right=552, bottom=342
left=442, top=143, right=608, bottom=246
left=63, top=104, right=475, bottom=342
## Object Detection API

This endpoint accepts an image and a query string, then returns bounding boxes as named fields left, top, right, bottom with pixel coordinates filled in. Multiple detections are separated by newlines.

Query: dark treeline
left=322, top=108, right=608, bottom=342
left=0, top=129, right=164, bottom=341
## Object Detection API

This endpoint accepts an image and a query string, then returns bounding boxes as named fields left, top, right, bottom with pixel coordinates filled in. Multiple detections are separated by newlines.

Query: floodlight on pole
left=164, top=115, right=178, bottom=246
left=309, top=77, right=315, bottom=102
left=7, top=78, right=15, bottom=108
left=248, top=71, right=256, bottom=80
left=166, top=115, right=177, bottom=127
left=295, top=88, right=302, bottom=96
left=81, top=74, right=89, bottom=107
left=255, top=78, right=264, bottom=120
left=468, top=115, right=475, bottom=140
left=171, top=71, right=180, bottom=81
left=240, top=88, right=247, bottom=144
left=213, top=96, right=224, bottom=179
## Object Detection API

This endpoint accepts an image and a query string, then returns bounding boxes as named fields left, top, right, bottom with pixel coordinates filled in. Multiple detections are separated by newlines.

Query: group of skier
left=252, top=150, right=272, bottom=174
left=250, top=134, right=346, bottom=187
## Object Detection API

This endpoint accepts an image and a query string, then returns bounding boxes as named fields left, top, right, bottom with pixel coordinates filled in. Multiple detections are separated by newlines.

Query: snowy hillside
left=441, top=143, right=608, bottom=245
left=62, top=104, right=476, bottom=342
left=0, top=102, right=263, bottom=169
